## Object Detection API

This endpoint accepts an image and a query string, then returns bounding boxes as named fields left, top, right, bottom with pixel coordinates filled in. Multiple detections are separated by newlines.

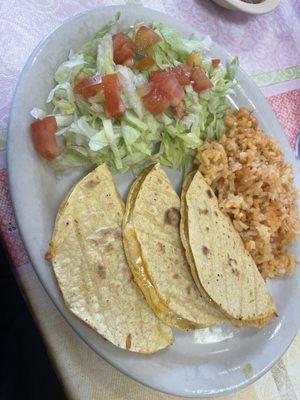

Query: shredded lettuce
left=33, top=17, right=237, bottom=173
left=54, top=54, right=85, bottom=84
left=96, top=34, right=115, bottom=75
left=160, top=27, right=203, bottom=58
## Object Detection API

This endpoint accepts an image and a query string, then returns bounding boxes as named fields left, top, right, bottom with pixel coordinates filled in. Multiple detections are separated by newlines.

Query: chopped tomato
left=174, top=101, right=186, bottom=119
left=135, top=55, right=155, bottom=70
left=102, top=73, right=125, bottom=118
left=190, top=67, right=213, bottom=93
left=150, top=70, right=184, bottom=106
left=113, top=33, right=135, bottom=65
left=167, top=64, right=191, bottom=86
left=134, top=26, right=161, bottom=52
left=142, top=87, right=170, bottom=115
left=31, top=116, right=59, bottom=161
left=73, top=75, right=103, bottom=99
left=212, top=59, right=220, bottom=68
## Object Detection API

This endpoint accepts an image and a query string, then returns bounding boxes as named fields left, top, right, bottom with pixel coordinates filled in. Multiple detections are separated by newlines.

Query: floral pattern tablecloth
left=0, top=1, right=299, bottom=399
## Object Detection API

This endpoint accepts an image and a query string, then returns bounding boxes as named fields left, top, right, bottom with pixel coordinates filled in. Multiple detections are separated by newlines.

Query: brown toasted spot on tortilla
left=202, top=246, right=210, bottom=256
left=157, top=178, right=162, bottom=184
left=126, top=334, right=132, bottom=350
left=157, top=242, right=166, bottom=253
left=205, top=226, right=209, bottom=231
left=206, top=189, right=213, bottom=198
left=74, top=219, right=78, bottom=224
left=98, top=264, right=106, bottom=279
left=45, top=249, right=52, bottom=262
left=199, top=208, right=208, bottom=215
left=102, top=227, right=121, bottom=238
left=186, top=285, right=192, bottom=295
left=105, top=243, right=114, bottom=252
left=85, top=179, right=100, bottom=189
left=228, top=257, right=237, bottom=266
left=164, top=207, right=180, bottom=227
left=66, top=221, right=69, bottom=226
left=214, top=211, right=218, bottom=216
left=90, top=227, right=121, bottom=246
left=173, top=273, right=180, bottom=280
left=231, top=268, right=240, bottom=277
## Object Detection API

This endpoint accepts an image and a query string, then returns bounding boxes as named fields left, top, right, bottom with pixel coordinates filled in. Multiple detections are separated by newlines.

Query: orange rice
left=195, top=108, right=298, bottom=278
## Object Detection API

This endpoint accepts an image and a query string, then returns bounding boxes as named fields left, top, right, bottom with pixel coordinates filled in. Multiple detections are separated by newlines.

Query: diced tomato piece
left=174, top=101, right=186, bottom=119
left=212, top=59, right=220, bottom=68
left=113, top=33, right=130, bottom=49
left=31, top=116, right=59, bottom=161
left=114, top=42, right=135, bottom=65
left=73, top=75, right=103, bottom=99
left=167, top=64, right=191, bottom=86
left=150, top=70, right=184, bottom=106
left=135, top=55, right=155, bottom=70
left=102, top=73, right=125, bottom=118
left=190, top=67, right=213, bottom=93
left=113, top=33, right=135, bottom=65
left=142, top=87, right=170, bottom=116
left=135, top=26, right=161, bottom=52
left=150, top=70, right=169, bottom=83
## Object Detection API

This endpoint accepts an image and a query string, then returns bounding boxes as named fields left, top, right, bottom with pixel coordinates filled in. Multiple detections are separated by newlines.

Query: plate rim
left=6, top=5, right=299, bottom=398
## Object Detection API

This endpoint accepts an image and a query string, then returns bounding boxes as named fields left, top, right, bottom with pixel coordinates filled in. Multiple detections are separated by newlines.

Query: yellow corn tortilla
left=49, top=163, right=173, bottom=353
left=181, top=170, right=276, bottom=326
left=123, top=164, right=227, bottom=330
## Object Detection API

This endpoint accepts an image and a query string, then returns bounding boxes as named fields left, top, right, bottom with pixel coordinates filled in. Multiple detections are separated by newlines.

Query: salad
left=30, top=13, right=238, bottom=173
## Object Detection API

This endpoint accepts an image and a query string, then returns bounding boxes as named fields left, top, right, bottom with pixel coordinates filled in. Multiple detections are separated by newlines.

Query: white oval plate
left=7, top=5, right=300, bottom=398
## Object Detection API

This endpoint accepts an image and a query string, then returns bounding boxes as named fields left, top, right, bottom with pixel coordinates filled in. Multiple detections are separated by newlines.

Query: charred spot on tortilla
left=173, top=273, right=180, bottom=280
left=214, top=211, right=218, bottom=216
left=157, top=242, right=166, bottom=253
left=228, top=257, right=238, bottom=266
left=202, top=246, right=210, bottom=256
left=126, top=334, right=132, bottom=350
left=97, top=264, right=106, bottom=279
left=164, top=207, right=180, bottom=227
left=104, top=243, right=114, bottom=252
left=84, top=179, right=100, bottom=189
left=231, top=268, right=240, bottom=277
left=206, top=189, right=213, bottom=198
left=205, top=226, right=209, bottom=231
left=186, top=285, right=193, bottom=295
left=199, top=208, right=209, bottom=215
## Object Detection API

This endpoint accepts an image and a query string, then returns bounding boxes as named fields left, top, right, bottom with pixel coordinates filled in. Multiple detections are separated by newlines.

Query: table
left=1, top=1, right=299, bottom=399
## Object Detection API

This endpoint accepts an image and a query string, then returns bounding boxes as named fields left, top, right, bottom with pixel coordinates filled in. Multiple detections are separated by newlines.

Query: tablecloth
left=1, top=0, right=300, bottom=399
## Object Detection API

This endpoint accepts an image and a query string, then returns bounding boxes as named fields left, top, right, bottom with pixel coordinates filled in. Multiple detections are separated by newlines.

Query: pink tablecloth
left=0, top=1, right=299, bottom=399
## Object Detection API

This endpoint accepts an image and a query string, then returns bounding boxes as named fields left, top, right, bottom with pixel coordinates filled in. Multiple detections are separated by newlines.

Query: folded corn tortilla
left=49, top=163, right=173, bottom=353
left=180, top=170, right=276, bottom=326
left=123, top=164, right=227, bottom=330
